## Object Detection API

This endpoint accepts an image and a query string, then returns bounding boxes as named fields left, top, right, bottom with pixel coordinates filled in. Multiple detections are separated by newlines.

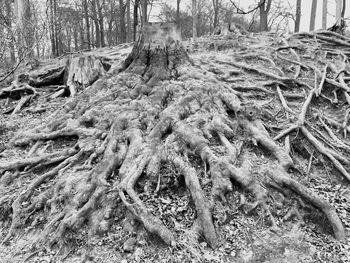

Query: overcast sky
left=150, top=0, right=350, bottom=32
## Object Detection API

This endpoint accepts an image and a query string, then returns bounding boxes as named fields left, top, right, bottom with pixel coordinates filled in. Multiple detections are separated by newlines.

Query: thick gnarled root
left=170, top=153, right=217, bottom=248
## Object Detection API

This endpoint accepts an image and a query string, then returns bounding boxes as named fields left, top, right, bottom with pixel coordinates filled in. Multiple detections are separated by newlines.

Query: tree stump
left=122, top=22, right=191, bottom=85
left=65, top=55, right=106, bottom=96
left=213, top=23, right=246, bottom=36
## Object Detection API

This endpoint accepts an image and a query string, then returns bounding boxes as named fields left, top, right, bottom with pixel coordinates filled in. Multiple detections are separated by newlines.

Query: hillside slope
left=1, top=29, right=350, bottom=262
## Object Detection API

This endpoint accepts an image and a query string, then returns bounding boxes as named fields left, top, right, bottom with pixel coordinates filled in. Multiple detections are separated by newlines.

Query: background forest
left=0, top=0, right=348, bottom=71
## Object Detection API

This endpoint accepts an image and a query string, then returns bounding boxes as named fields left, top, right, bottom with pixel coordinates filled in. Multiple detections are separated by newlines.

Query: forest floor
left=1, top=31, right=350, bottom=262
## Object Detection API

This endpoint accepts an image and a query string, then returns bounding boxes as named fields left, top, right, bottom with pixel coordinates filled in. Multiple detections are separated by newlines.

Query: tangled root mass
left=0, top=24, right=349, bottom=249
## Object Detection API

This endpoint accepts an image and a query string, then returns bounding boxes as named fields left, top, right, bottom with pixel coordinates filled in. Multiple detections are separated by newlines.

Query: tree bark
left=336, top=0, right=342, bottom=22
left=65, top=55, right=106, bottom=96
left=176, top=0, right=181, bottom=26
left=133, top=0, right=139, bottom=41
left=91, top=0, right=101, bottom=48
left=5, top=0, right=16, bottom=62
left=141, top=0, right=147, bottom=24
left=49, top=0, right=56, bottom=56
left=341, top=0, right=346, bottom=19
left=73, top=27, right=79, bottom=51
left=79, top=23, right=85, bottom=50
left=119, top=0, right=127, bottom=43
left=97, top=0, right=105, bottom=47
left=212, top=0, right=220, bottom=29
left=123, top=22, right=188, bottom=85
left=53, top=0, right=62, bottom=56
left=126, top=0, right=131, bottom=42
left=309, top=0, right=317, bottom=31
left=295, top=0, right=301, bottom=32
left=322, top=0, right=327, bottom=29
left=83, top=0, right=91, bottom=50
left=192, top=0, right=198, bottom=38
left=15, top=0, right=34, bottom=56
left=259, top=0, right=272, bottom=32
left=32, top=5, right=40, bottom=56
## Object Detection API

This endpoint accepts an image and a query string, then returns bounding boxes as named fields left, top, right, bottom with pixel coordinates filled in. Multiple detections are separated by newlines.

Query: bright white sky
left=150, top=0, right=350, bottom=32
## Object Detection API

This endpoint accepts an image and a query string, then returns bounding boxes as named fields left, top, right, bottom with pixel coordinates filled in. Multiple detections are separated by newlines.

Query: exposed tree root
left=264, top=165, right=345, bottom=240
left=170, top=153, right=217, bottom=247
left=0, top=49, right=122, bottom=114
left=301, top=126, right=350, bottom=182
left=0, top=25, right=349, bottom=253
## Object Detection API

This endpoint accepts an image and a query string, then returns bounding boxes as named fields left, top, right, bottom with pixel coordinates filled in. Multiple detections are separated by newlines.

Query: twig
left=343, top=90, right=350, bottom=106
left=276, top=85, right=295, bottom=114
left=292, top=32, right=350, bottom=47
left=274, top=124, right=298, bottom=141
left=229, top=0, right=265, bottom=15
left=319, top=118, right=350, bottom=152
left=284, top=135, right=291, bottom=154
left=301, top=126, right=350, bottom=182
left=281, top=38, right=302, bottom=79
left=342, top=109, right=350, bottom=138
left=275, top=88, right=315, bottom=141
left=12, top=95, right=33, bottom=115
left=316, top=65, right=327, bottom=96
left=216, top=59, right=292, bottom=82
left=298, top=90, right=314, bottom=125
left=0, top=43, right=37, bottom=83
left=307, top=151, right=314, bottom=175
left=321, top=114, right=350, bottom=133
left=276, top=45, right=303, bottom=52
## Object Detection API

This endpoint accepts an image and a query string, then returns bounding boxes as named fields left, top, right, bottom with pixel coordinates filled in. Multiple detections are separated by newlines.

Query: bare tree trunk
left=176, top=0, right=181, bottom=26
left=192, top=0, right=197, bottom=38
left=53, top=0, right=62, bottom=56
left=212, top=0, right=219, bottom=29
left=83, top=0, right=91, bottom=49
left=97, top=0, right=105, bottom=47
left=15, top=0, right=34, bottom=57
left=321, top=0, right=327, bottom=29
left=141, top=0, right=147, bottom=24
left=107, top=18, right=113, bottom=45
left=341, top=0, right=346, bottom=18
left=259, top=0, right=272, bottom=32
left=31, top=3, right=40, bottom=57
left=309, top=0, right=317, bottom=31
left=66, top=26, right=72, bottom=53
left=53, top=0, right=58, bottom=56
left=49, top=0, right=56, bottom=56
left=133, top=0, right=139, bottom=41
left=127, top=0, right=131, bottom=42
left=295, top=0, right=301, bottom=32
left=91, top=19, right=95, bottom=47
left=5, top=0, right=16, bottom=62
left=73, top=27, right=79, bottom=51
left=336, top=0, right=342, bottom=22
left=119, top=0, right=127, bottom=43
left=50, top=0, right=61, bottom=57
left=79, top=22, right=85, bottom=49
left=259, top=9, right=268, bottom=31
left=91, top=0, right=101, bottom=48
